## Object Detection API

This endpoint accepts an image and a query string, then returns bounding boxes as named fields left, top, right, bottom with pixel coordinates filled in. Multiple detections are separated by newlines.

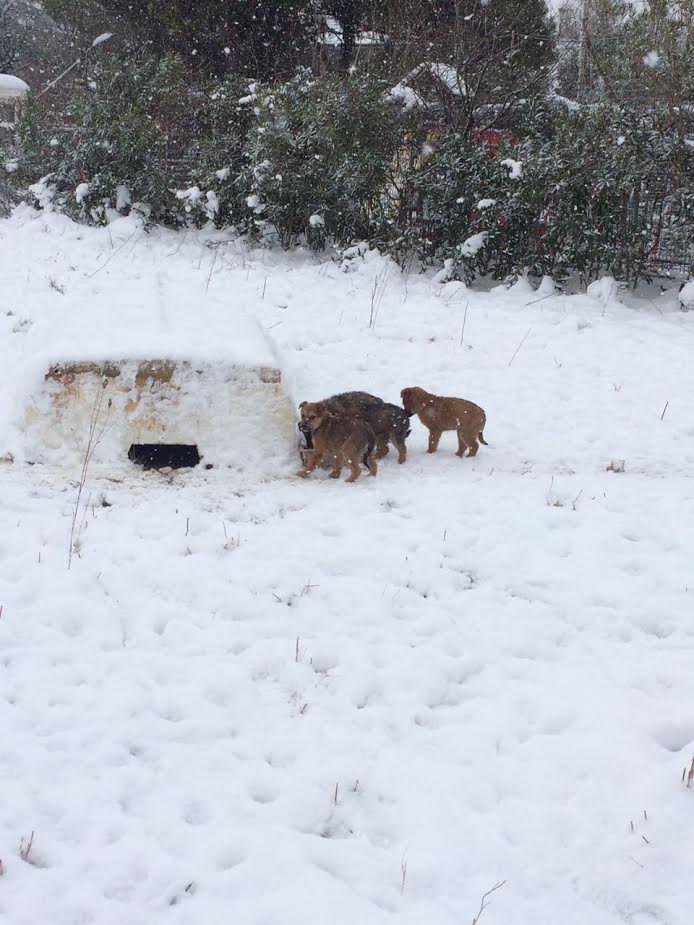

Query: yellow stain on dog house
left=23, top=313, right=296, bottom=472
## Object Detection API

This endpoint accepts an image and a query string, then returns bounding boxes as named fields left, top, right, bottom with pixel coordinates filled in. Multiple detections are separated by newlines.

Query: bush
left=240, top=72, right=402, bottom=249
left=18, top=53, right=188, bottom=225
left=179, top=77, right=258, bottom=230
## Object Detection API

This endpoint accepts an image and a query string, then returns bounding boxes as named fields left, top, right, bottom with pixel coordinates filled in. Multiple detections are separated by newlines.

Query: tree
left=1, top=0, right=28, bottom=72
left=378, top=0, right=556, bottom=135
left=42, top=0, right=318, bottom=79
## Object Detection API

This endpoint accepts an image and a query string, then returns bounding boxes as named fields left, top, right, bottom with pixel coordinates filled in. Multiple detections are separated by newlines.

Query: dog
left=367, top=402, right=411, bottom=463
left=299, top=392, right=409, bottom=464
left=401, top=386, right=487, bottom=458
left=296, top=404, right=378, bottom=482
left=298, top=391, right=383, bottom=452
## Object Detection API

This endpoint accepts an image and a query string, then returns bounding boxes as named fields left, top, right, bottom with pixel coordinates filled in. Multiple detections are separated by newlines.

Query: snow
left=0, top=73, right=30, bottom=98
left=388, top=62, right=465, bottom=110
left=309, top=214, right=325, bottom=228
left=115, top=185, right=131, bottom=212
left=319, top=15, right=387, bottom=46
left=477, top=198, right=496, bottom=210
left=643, top=51, right=661, bottom=68
left=75, top=182, right=90, bottom=204
left=387, top=81, right=423, bottom=111
left=500, top=158, right=523, bottom=180
left=1, top=206, right=694, bottom=925
left=245, top=194, right=265, bottom=213
left=678, top=279, right=694, bottom=311
left=91, top=32, right=113, bottom=48
left=587, top=275, right=622, bottom=305
left=459, top=231, right=489, bottom=257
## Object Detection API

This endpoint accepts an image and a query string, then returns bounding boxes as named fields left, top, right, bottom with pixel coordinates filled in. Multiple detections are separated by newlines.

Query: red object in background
left=471, top=128, right=518, bottom=153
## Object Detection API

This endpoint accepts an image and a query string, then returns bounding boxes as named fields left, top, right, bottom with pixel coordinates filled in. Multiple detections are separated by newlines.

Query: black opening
left=128, top=444, right=201, bottom=470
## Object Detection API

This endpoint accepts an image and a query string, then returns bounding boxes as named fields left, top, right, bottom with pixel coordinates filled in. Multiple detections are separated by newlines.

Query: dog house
left=22, top=309, right=297, bottom=475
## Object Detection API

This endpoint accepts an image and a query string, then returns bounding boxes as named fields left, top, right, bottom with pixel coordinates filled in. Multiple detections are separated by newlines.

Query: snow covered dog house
left=23, top=306, right=297, bottom=473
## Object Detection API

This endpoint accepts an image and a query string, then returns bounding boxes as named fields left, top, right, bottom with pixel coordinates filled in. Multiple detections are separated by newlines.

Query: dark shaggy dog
left=298, top=391, right=409, bottom=464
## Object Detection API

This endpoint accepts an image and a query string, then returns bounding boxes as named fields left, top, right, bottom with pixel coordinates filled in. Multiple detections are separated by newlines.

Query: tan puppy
left=401, top=386, right=488, bottom=458
left=297, top=404, right=378, bottom=482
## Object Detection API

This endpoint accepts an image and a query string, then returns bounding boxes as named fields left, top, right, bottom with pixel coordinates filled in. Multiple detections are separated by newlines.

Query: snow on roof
left=319, top=15, right=387, bottom=46
left=413, top=62, right=465, bottom=96
left=0, top=74, right=30, bottom=99
left=388, top=62, right=466, bottom=109
left=44, top=300, right=276, bottom=370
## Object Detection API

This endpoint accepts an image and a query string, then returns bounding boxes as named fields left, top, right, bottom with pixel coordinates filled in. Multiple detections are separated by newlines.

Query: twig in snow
left=471, top=880, right=506, bottom=925
left=334, top=782, right=339, bottom=805
left=68, top=376, right=111, bottom=569
left=400, top=855, right=407, bottom=894
left=507, top=328, right=532, bottom=367
left=205, top=247, right=218, bottom=294
left=660, top=401, right=669, bottom=421
left=262, top=277, right=267, bottom=300
left=460, top=300, right=469, bottom=348
left=87, top=228, right=140, bottom=278
left=19, top=831, right=34, bottom=863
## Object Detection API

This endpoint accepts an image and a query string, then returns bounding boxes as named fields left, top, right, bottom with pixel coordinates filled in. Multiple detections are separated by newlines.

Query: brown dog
left=298, top=391, right=383, bottom=451
left=297, top=404, right=378, bottom=482
left=299, top=392, right=409, bottom=464
left=401, top=386, right=488, bottom=458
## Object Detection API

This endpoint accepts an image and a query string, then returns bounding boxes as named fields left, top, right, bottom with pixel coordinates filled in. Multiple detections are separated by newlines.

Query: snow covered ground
left=1, top=206, right=694, bottom=925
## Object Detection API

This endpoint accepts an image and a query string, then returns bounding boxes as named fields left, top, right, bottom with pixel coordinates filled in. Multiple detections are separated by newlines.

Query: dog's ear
left=299, top=401, right=307, bottom=410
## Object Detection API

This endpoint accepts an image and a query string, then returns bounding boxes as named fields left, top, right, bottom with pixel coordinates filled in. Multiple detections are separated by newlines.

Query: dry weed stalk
left=68, top=375, right=112, bottom=569
left=471, top=880, right=506, bottom=925
left=19, top=831, right=34, bottom=863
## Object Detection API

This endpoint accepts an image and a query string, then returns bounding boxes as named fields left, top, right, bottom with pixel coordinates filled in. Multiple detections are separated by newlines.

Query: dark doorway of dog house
left=128, top=444, right=201, bottom=470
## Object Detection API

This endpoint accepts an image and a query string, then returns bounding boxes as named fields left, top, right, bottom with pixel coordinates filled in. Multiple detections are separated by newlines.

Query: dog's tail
left=479, top=430, right=488, bottom=446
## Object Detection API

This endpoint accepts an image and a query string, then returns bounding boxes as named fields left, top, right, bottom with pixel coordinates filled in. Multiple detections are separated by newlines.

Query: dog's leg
left=329, top=453, right=343, bottom=479
left=427, top=428, right=442, bottom=453
left=345, top=455, right=362, bottom=482
left=375, top=440, right=389, bottom=459
left=366, top=453, right=378, bottom=477
left=297, top=451, right=322, bottom=477
left=393, top=437, right=407, bottom=464
left=459, top=429, right=478, bottom=457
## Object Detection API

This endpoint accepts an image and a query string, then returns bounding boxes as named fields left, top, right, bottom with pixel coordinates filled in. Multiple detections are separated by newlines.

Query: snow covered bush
left=18, top=54, right=187, bottom=225
left=179, top=77, right=257, bottom=230
left=401, top=131, right=545, bottom=280
left=240, top=73, right=401, bottom=249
